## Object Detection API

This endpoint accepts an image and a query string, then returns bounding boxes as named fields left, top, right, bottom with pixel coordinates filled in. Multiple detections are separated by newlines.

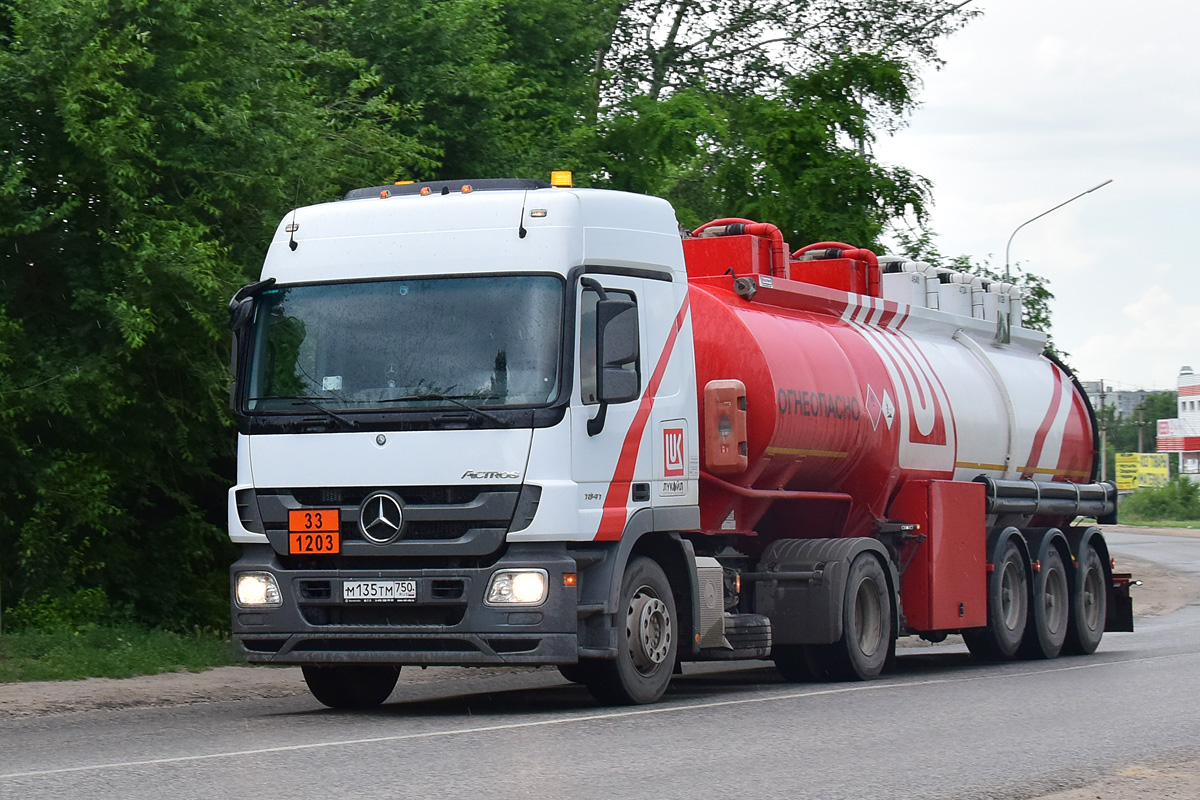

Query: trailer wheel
left=818, top=553, right=891, bottom=681
left=1020, top=546, right=1070, bottom=659
left=301, top=664, right=400, bottom=709
left=584, top=557, right=677, bottom=705
left=1064, top=545, right=1107, bottom=655
left=965, top=539, right=1028, bottom=660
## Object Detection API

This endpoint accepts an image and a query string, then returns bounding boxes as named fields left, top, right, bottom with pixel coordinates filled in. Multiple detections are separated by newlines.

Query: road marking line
left=2, top=651, right=1195, bottom=781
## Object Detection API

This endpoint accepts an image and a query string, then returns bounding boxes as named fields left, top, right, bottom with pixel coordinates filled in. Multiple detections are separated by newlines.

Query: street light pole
left=1004, top=179, right=1113, bottom=281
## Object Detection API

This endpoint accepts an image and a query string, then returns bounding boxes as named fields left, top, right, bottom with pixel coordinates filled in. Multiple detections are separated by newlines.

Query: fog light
left=235, top=572, right=282, bottom=608
left=485, top=570, right=548, bottom=606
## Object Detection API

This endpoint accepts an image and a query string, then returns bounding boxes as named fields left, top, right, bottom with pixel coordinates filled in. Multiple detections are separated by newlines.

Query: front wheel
left=302, top=664, right=401, bottom=709
left=584, top=557, right=678, bottom=705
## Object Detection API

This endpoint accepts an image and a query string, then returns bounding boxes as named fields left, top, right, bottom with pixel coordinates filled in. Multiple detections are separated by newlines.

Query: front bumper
left=231, top=543, right=579, bottom=665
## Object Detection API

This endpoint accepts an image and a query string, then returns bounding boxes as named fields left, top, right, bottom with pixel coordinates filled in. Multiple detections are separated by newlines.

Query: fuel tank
left=682, top=236, right=1097, bottom=537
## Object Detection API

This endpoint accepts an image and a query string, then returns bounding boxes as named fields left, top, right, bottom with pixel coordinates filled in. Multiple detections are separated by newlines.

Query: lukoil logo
left=664, top=428, right=684, bottom=477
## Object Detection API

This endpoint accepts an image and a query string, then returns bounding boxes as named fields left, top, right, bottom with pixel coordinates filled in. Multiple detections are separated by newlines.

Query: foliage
left=1120, top=477, right=1200, bottom=522
left=598, top=0, right=979, bottom=105
left=0, top=0, right=427, bottom=629
left=0, top=0, right=978, bottom=634
left=0, top=624, right=237, bottom=682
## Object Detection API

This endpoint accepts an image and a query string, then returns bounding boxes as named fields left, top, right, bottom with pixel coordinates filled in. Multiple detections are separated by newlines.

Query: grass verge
left=0, top=625, right=240, bottom=683
left=1116, top=518, right=1200, bottom=530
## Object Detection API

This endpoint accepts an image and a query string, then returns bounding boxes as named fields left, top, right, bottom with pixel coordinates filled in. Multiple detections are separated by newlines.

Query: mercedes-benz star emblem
left=359, top=491, right=404, bottom=543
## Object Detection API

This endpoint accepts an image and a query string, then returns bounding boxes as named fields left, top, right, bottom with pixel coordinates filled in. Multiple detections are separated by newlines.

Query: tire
left=817, top=553, right=892, bottom=681
left=1064, top=545, right=1107, bottom=655
left=1019, top=546, right=1070, bottom=659
left=584, top=557, right=678, bottom=705
left=724, top=613, right=772, bottom=652
left=965, top=538, right=1029, bottom=660
left=557, top=664, right=586, bottom=684
left=773, top=644, right=823, bottom=682
left=301, top=664, right=401, bottom=709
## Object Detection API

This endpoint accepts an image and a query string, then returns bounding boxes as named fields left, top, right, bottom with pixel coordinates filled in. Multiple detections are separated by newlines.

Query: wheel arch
left=575, top=509, right=698, bottom=658
left=756, top=537, right=898, bottom=646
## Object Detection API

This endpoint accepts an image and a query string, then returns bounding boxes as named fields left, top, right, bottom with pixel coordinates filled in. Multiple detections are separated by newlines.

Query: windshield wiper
left=261, top=396, right=360, bottom=430
left=376, top=393, right=509, bottom=427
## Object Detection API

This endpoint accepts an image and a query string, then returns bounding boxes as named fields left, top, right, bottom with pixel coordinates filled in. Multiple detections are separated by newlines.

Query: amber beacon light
left=550, top=171, right=573, bottom=188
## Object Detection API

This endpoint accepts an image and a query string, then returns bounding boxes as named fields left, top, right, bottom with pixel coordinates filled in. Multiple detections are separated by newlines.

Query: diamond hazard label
left=881, top=390, right=896, bottom=430
left=866, top=385, right=896, bottom=431
left=866, top=385, right=882, bottom=430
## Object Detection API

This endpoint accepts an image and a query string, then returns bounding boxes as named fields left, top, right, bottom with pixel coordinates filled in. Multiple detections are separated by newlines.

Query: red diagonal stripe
left=595, top=292, right=692, bottom=541
left=1022, top=365, right=1064, bottom=478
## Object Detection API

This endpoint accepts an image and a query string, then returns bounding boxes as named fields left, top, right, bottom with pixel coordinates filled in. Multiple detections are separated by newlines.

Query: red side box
left=683, top=235, right=773, bottom=279
left=889, top=480, right=987, bottom=631
left=787, top=257, right=868, bottom=294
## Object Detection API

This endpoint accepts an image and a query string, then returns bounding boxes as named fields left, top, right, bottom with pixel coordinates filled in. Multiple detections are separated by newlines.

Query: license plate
left=344, top=580, right=417, bottom=603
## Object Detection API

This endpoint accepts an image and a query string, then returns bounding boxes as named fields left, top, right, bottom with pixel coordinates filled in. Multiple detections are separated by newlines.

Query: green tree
left=0, top=0, right=427, bottom=628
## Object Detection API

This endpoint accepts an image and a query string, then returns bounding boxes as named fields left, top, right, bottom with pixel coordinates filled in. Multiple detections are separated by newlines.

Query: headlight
left=235, top=572, right=282, bottom=608
left=485, top=569, right=548, bottom=606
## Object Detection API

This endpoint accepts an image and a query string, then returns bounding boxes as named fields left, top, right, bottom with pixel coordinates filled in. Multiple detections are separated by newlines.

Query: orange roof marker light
left=379, top=189, right=390, bottom=199
left=550, top=171, right=573, bottom=188
left=420, top=187, right=431, bottom=196
left=461, top=185, right=473, bottom=194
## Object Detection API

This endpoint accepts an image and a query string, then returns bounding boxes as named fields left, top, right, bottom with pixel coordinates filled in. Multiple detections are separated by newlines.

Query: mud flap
left=1106, top=572, right=1135, bottom=633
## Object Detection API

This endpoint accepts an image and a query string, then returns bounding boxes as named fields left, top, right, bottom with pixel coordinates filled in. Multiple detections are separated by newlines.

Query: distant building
left=1081, top=380, right=1149, bottom=419
left=1156, top=366, right=1200, bottom=484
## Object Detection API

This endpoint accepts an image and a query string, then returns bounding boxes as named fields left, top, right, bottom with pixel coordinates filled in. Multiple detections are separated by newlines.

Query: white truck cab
left=228, top=178, right=699, bottom=707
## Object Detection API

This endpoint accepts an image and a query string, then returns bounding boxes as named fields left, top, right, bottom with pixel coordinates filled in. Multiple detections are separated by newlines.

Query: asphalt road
left=2, top=530, right=1199, bottom=800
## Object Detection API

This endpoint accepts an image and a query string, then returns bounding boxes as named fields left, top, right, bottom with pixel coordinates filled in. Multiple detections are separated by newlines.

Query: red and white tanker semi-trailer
left=227, top=176, right=1134, bottom=708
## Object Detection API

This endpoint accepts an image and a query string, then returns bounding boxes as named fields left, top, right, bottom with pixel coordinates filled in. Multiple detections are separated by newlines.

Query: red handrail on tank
left=793, top=241, right=881, bottom=297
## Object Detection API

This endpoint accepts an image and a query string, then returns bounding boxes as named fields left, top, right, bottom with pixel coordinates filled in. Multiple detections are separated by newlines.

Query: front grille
left=253, top=485, right=521, bottom=547
left=290, top=486, right=487, bottom=507
left=300, top=604, right=466, bottom=627
left=291, top=638, right=479, bottom=653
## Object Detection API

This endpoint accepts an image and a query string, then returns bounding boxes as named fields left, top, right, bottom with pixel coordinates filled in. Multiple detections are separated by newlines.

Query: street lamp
left=1004, top=179, right=1113, bottom=281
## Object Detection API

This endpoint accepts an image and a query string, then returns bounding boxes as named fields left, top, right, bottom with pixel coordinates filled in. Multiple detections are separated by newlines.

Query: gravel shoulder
left=2, top=526, right=1198, bottom=799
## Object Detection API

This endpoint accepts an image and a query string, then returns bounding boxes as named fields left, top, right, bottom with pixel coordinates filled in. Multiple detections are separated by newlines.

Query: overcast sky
left=873, top=0, right=1199, bottom=392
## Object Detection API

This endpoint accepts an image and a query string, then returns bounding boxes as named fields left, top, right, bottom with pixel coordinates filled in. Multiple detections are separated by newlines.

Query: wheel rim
left=1081, top=559, right=1104, bottom=631
left=1000, top=559, right=1023, bottom=631
left=854, top=578, right=883, bottom=657
left=1043, top=564, right=1069, bottom=636
left=627, top=586, right=672, bottom=674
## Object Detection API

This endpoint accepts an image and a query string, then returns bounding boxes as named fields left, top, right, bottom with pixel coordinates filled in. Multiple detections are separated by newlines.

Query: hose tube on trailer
left=693, top=218, right=788, bottom=278
left=974, top=476, right=1117, bottom=522
left=793, top=241, right=881, bottom=297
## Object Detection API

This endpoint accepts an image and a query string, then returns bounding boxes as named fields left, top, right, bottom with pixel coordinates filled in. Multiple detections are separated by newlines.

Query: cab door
left=570, top=273, right=697, bottom=541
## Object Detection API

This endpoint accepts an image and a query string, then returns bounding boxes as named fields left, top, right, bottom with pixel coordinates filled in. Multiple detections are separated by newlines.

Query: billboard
left=1115, top=453, right=1170, bottom=489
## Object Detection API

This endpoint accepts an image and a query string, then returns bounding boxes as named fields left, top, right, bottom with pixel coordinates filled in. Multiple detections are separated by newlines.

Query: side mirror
left=596, top=298, right=639, bottom=404
left=228, top=278, right=277, bottom=331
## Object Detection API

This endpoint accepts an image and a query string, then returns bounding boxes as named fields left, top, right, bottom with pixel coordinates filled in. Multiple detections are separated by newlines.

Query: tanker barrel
left=974, top=476, right=1117, bottom=519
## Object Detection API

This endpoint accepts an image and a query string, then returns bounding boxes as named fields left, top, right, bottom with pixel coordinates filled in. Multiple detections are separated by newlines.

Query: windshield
left=244, top=275, right=564, bottom=412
